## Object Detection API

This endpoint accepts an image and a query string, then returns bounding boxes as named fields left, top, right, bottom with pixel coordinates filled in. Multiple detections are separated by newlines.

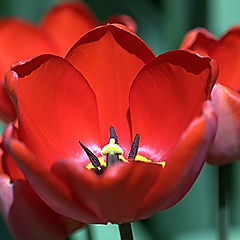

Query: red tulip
left=0, top=122, right=82, bottom=240
left=0, top=1, right=136, bottom=123
left=3, top=24, right=217, bottom=224
left=180, top=26, right=240, bottom=165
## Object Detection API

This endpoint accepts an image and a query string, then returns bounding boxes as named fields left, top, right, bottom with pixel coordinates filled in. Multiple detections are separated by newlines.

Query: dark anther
left=78, top=141, right=103, bottom=173
left=110, top=126, right=118, bottom=144
left=128, top=134, right=140, bottom=160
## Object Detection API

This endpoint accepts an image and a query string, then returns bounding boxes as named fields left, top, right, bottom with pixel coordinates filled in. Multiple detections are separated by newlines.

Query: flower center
left=79, top=126, right=165, bottom=175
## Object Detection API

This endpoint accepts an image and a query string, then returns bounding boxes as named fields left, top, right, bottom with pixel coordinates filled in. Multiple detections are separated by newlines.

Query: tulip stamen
left=110, top=126, right=118, bottom=144
left=79, top=141, right=104, bottom=174
left=128, top=134, right=140, bottom=161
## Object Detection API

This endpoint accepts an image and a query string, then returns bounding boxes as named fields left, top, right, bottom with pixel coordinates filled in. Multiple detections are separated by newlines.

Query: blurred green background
left=1, top=0, right=240, bottom=239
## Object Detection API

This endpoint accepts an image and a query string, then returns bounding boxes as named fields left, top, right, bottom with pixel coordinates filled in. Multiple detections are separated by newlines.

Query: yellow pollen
left=135, top=155, right=166, bottom=168
left=86, top=157, right=106, bottom=170
left=101, top=138, right=123, bottom=156
left=85, top=155, right=166, bottom=170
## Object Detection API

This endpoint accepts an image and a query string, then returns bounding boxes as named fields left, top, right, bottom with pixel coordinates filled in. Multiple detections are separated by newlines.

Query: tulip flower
left=3, top=24, right=217, bottom=224
left=0, top=122, right=82, bottom=240
left=0, top=1, right=136, bottom=123
left=180, top=26, right=240, bottom=165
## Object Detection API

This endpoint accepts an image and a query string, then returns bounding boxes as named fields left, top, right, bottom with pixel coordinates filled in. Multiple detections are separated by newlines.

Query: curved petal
left=129, top=50, right=217, bottom=161
left=0, top=126, right=83, bottom=239
left=181, top=26, right=240, bottom=90
left=0, top=174, right=82, bottom=240
left=3, top=137, right=101, bottom=223
left=52, top=160, right=163, bottom=223
left=210, top=26, right=240, bottom=89
left=208, top=84, right=240, bottom=164
left=66, top=24, right=155, bottom=148
left=51, top=102, right=216, bottom=223
left=136, top=101, right=217, bottom=219
left=1, top=122, right=25, bottom=181
left=0, top=82, right=16, bottom=123
left=1, top=146, right=23, bottom=181
left=0, top=18, right=57, bottom=79
left=4, top=131, right=162, bottom=224
left=180, top=27, right=217, bottom=54
left=0, top=149, right=2, bottom=173
left=6, top=54, right=100, bottom=167
left=105, top=15, right=137, bottom=33
left=0, top=18, right=57, bottom=122
left=41, top=2, right=98, bottom=56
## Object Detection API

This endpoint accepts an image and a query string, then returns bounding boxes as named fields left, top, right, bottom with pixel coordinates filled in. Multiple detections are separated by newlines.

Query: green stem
left=118, top=223, right=134, bottom=240
left=218, top=165, right=227, bottom=240
left=86, top=225, right=93, bottom=240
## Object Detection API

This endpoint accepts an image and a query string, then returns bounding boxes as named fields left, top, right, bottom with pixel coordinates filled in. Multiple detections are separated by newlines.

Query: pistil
left=101, top=137, right=123, bottom=167
left=79, top=126, right=141, bottom=174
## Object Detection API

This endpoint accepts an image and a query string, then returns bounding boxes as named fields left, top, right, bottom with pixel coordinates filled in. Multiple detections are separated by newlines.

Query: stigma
left=101, top=137, right=124, bottom=167
left=101, top=138, right=123, bottom=156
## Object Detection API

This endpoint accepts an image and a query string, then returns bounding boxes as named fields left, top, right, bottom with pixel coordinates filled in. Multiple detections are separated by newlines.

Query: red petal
left=0, top=82, right=16, bottom=122
left=129, top=50, right=216, bottom=161
left=136, top=101, right=217, bottom=219
left=1, top=122, right=25, bottom=181
left=41, top=2, right=98, bottom=56
left=181, top=26, right=240, bottom=90
left=52, top=101, right=216, bottom=223
left=52, top=160, right=162, bottom=223
left=3, top=137, right=100, bottom=223
left=0, top=149, right=2, bottom=173
left=0, top=18, right=57, bottom=122
left=0, top=18, right=57, bottom=79
left=180, top=27, right=217, bottom=54
left=105, top=15, right=137, bottom=33
left=7, top=55, right=100, bottom=167
left=0, top=174, right=82, bottom=240
left=4, top=69, right=18, bottom=109
left=210, top=26, right=240, bottom=89
left=208, top=84, right=240, bottom=164
left=66, top=24, right=155, bottom=147
left=1, top=148, right=23, bottom=181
